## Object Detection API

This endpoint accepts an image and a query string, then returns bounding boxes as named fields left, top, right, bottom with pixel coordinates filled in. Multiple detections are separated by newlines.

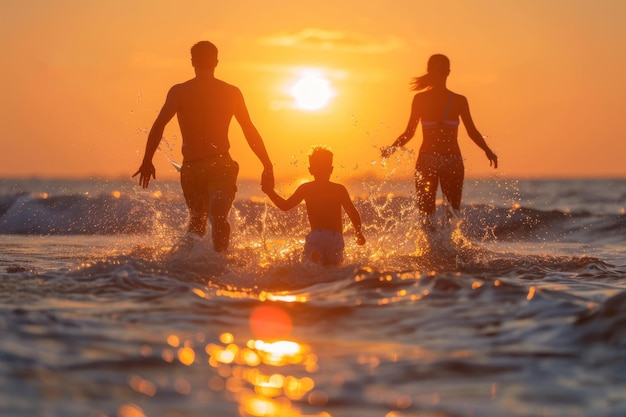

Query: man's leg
left=209, top=191, right=234, bottom=252
left=187, top=205, right=208, bottom=236
left=181, top=161, right=209, bottom=237
left=205, top=155, right=239, bottom=252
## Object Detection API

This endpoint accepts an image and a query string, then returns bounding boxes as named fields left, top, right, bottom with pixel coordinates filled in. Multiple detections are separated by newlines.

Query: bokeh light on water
left=203, top=332, right=322, bottom=416
left=125, top=299, right=328, bottom=417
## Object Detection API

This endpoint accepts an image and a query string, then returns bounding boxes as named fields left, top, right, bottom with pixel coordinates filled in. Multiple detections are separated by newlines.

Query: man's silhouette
left=134, top=41, right=274, bottom=252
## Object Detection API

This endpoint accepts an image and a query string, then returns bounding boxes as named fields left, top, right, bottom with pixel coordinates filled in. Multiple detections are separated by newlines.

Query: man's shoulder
left=171, top=78, right=239, bottom=90
left=174, top=78, right=196, bottom=87
left=169, top=79, right=195, bottom=94
left=214, top=78, right=241, bottom=92
left=169, top=78, right=242, bottom=102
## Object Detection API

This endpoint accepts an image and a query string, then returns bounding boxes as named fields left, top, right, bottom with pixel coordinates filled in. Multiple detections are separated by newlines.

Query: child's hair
left=309, top=146, right=333, bottom=168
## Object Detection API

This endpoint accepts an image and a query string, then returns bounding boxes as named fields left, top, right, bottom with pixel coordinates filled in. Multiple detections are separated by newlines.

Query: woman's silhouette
left=381, top=54, right=497, bottom=228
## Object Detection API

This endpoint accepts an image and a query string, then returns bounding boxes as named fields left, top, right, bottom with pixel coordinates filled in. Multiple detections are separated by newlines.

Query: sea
left=1, top=176, right=625, bottom=417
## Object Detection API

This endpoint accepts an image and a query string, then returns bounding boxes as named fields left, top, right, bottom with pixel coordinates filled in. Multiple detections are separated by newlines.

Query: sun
left=290, top=74, right=334, bottom=111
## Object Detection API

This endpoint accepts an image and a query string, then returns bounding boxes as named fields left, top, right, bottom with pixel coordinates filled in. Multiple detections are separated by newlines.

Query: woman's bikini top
left=421, top=93, right=459, bottom=129
left=422, top=119, right=460, bottom=128
left=419, top=93, right=462, bottom=155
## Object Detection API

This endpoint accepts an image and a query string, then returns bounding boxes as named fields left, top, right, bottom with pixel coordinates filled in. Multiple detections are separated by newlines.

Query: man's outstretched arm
left=233, top=89, right=274, bottom=189
left=133, top=87, right=179, bottom=188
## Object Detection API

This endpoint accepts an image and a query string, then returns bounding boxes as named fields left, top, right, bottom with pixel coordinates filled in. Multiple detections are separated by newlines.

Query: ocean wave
left=1, top=192, right=623, bottom=249
left=0, top=192, right=187, bottom=235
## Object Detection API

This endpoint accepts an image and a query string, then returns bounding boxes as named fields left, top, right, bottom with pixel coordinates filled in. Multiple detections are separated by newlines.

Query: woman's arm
left=381, top=95, right=421, bottom=158
left=459, top=95, right=498, bottom=168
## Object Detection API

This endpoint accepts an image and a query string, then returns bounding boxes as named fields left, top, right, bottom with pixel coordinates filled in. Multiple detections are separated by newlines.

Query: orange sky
left=1, top=1, right=625, bottom=181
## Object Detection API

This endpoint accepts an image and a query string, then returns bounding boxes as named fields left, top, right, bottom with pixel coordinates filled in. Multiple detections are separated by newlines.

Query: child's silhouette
left=263, top=146, right=365, bottom=266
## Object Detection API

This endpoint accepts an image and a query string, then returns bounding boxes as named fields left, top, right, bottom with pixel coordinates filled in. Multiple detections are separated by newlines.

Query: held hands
left=261, top=166, right=275, bottom=193
left=486, top=149, right=498, bottom=169
left=132, top=162, right=156, bottom=189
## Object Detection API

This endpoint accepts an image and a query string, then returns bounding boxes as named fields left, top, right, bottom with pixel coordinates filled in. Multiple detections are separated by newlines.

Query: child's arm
left=263, top=184, right=305, bottom=212
left=340, top=187, right=366, bottom=245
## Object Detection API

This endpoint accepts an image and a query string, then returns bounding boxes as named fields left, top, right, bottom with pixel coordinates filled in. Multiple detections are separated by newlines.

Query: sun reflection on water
left=137, top=328, right=326, bottom=417
left=205, top=333, right=324, bottom=416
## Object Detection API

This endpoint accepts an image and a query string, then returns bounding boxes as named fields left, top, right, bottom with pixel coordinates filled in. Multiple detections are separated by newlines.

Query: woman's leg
left=439, top=156, right=464, bottom=212
left=415, top=155, right=438, bottom=218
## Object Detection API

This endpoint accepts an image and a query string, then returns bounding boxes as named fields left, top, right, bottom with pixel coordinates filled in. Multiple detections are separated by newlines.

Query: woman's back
left=417, top=89, right=463, bottom=155
left=381, top=53, right=497, bottom=217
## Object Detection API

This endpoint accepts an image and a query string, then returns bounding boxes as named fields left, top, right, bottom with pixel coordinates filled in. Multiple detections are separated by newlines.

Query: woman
left=381, top=54, right=497, bottom=228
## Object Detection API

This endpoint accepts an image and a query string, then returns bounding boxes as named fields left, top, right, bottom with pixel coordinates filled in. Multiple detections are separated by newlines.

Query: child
left=262, top=146, right=365, bottom=265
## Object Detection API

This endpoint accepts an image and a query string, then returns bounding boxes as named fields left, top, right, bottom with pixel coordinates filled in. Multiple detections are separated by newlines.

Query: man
left=133, top=41, right=274, bottom=252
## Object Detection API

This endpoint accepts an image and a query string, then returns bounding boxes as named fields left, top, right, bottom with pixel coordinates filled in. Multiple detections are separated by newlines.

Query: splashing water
left=158, top=135, right=183, bottom=172
left=1, top=176, right=625, bottom=417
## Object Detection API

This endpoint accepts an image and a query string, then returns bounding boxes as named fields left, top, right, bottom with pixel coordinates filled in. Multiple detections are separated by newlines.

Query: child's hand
left=355, top=231, right=366, bottom=246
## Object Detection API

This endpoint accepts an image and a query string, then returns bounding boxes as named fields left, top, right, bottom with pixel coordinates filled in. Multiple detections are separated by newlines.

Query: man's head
left=308, top=146, right=333, bottom=180
left=191, top=41, right=218, bottom=70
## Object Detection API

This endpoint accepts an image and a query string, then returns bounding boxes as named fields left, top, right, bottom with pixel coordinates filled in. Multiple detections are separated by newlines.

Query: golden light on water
left=128, top=375, right=157, bottom=397
left=202, top=332, right=321, bottom=416
left=249, top=340, right=312, bottom=368
left=117, top=403, right=147, bottom=417
left=241, top=394, right=279, bottom=416
left=178, top=346, right=196, bottom=366
left=192, top=288, right=207, bottom=298
left=133, top=328, right=453, bottom=417
left=132, top=299, right=446, bottom=416
left=220, top=332, right=235, bottom=344
left=253, top=340, right=300, bottom=356
left=242, top=348, right=262, bottom=367
left=207, top=343, right=238, bottom=365
left=161, top=348, right=175, bottom=363
left=262, top=293, right=308, bottom=303
left=166, top=334, right=180, bottom=347
left=250, top=305, right=293, bottom=340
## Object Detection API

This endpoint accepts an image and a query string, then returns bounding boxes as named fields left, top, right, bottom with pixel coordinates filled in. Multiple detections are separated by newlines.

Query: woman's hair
left=410, top=54, right=450, bottom=91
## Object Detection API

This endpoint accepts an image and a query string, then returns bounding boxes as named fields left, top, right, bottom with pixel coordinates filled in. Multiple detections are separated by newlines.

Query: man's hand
left=132, top=162, right=156, bottom=189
